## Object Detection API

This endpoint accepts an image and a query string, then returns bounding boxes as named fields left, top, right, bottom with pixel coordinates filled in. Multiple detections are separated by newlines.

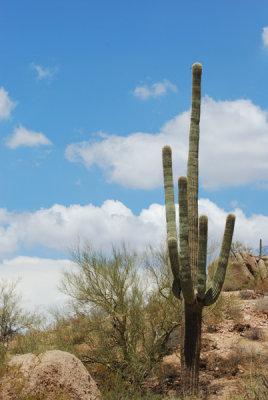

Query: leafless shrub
left=239, top=290, right=256, bottom=300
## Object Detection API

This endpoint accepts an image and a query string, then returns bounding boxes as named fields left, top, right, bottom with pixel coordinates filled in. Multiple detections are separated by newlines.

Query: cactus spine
left=162, top=63, right=235, bottom=396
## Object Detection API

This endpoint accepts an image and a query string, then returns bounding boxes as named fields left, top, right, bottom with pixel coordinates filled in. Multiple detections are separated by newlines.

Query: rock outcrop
left=208, top=252, right=268, bottom=291
left=0, top=350, right=101, bottom=400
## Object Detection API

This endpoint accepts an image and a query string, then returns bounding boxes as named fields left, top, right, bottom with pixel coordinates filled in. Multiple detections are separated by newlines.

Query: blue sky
left=0, top=0, right=268, bottom=310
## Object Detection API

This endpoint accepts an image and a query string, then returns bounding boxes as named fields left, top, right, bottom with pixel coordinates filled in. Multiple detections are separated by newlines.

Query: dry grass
left=203, top=292, right=243, bottom=332
left=255, top=296, right=268, bottom=312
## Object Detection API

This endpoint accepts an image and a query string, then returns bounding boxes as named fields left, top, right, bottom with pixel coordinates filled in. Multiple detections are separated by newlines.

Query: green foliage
left=0, top=342, right=7, bottom=379
left=59, top=244, right=181, bottom=387
left=8, top=329, right=53, bottom=356
left=0, top=279, right=41, bottom=345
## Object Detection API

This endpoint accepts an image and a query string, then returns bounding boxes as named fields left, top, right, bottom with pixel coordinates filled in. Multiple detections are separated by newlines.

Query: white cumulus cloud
left=0, top=87, right=17, bottom=119
left=6, top=125, right=52, bottom=149
left=0, top=201, right=166, bottom=259
left=65, top=96, right=268, bottom=190
left=0, top=200, right=267, bottom=309
left=262, top=26, right=268, bottom=47
left=134, top=79, right=178, bottom=100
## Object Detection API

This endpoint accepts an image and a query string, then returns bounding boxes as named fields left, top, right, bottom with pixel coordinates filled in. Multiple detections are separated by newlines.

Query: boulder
left=208, top=256, right=254, bottom=291
left=224, top=261, right=255, bottom=291
left=239, top=252, right=258, bottom=275
left=0, top=350, right=101, bottom=400
left=208, top=252, right=268, bottom=291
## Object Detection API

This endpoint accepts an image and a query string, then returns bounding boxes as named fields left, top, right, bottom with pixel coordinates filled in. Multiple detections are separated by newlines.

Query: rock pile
left=208, top=252, right=268, bottom=291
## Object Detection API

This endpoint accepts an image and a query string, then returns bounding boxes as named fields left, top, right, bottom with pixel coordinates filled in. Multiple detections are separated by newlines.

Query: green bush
left=59, top=244, right=181, bottom=387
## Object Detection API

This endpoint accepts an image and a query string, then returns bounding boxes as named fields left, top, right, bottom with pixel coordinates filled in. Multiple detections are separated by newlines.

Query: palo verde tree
left=162, top=63, right=235, bottom=396
left=60, top=244, right=181, bottom=388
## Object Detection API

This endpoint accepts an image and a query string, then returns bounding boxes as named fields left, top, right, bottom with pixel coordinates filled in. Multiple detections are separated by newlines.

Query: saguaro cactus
left=162, top=63, right=235, bottom=396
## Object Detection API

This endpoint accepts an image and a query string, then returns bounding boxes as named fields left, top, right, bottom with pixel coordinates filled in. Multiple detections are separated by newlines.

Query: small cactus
left=162, top=63, right=235, bottom=396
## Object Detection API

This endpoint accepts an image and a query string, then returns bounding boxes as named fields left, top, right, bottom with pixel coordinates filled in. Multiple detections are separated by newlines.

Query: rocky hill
left=208, top=252, right=268, bottom=291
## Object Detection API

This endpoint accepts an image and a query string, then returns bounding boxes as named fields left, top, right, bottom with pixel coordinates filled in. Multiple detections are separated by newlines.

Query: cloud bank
left=65, top=96, right=268, bottom=190
left=0, top=199, right=267, bottom=260
left=0, top=199, right=266, bottom=310
left=6, top=125, right=52, bottom=149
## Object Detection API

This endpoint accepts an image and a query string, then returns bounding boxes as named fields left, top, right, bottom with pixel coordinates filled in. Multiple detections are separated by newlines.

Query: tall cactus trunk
left=181, top=62, right=202, bottom=397
left=162, top=63, right=235, bottom=398
left=180, top=304, right=202, bottom=396
left=187, top=63, right=202, bottom=287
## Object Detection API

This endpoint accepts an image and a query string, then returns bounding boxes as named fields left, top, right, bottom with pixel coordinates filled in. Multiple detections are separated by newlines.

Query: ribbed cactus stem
left=162, top=146, right=180, bottom=288
left=197, top=215, right=208, bottom=300
left=187, top=63, right=202, bottom=286
left=178, top=176, right=195, bottom=304
left=205, top=213, right=236, bottom=306
left=162, top=146, right=177, bottom=240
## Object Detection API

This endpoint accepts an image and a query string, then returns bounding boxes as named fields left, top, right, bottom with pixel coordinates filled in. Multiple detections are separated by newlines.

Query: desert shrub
left=203, top=292, right=242, bottom=331
left=221, top=293, right=242, bottom=320
left=202, top=293, right=226, bottom=331
left=244, top=327, right=264, bottom=341
left=254, top=280, right=268, bottom=295
left=0, top=279, right=41, bottom=345
left=214, top=346, right=268, bottom=386
left=239, top=290, right=256, bottom=300
left=59, top=244, right=181, bottom=387
left=100, top=376, right=164, bottom=400
left=8, top=313, right=96, bottom=359
left=8, top=329, right=52, bottom=356
left=255, top=296, right=268, bottom=312
left=230, top=373, right=268, bottom=400
left=0, top=343, right=7, bottom=378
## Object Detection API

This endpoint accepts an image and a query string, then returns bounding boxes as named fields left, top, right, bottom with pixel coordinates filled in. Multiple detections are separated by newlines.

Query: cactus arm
left=204, top=213, right=236, bottom=306
left=187, top=63, right=202, bottom=286
left=162, top=146, right=180, bottom=288
left=178, top=176, right=195, bottom=304
left=197, top=215, right=208, bottom=300
left=162, top=146, right=177, bottom=240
